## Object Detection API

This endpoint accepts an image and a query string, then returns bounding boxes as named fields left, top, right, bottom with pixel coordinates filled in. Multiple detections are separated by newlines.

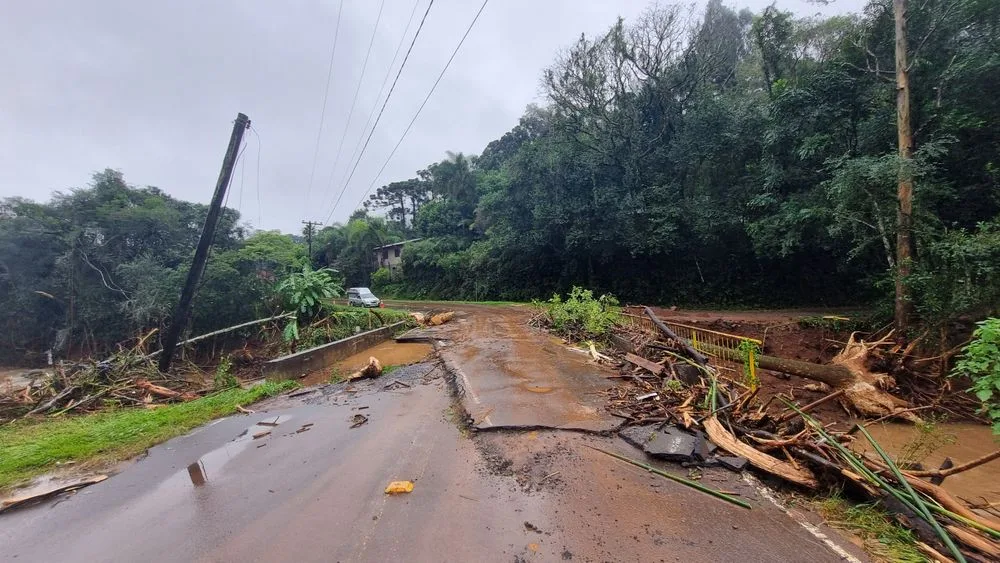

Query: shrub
left=276, top=267, right=343, bottom=319
left=951, top=317, right=1000, bottom=434
left=371, top=267, right=392, bottom=291
left=542, top=287, right=621, bottom=339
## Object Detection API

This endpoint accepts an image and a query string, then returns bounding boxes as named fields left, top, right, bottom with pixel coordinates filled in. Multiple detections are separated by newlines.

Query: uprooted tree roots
left=831, top=332, right=919, bottom=422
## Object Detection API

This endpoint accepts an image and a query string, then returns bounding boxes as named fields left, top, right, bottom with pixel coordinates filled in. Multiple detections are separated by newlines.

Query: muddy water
left=299, top=340, right=433, bottom=386
left=861, top=422, right=1000, bottom=503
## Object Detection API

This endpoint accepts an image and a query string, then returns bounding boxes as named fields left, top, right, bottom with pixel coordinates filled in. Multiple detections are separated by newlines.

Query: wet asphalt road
left=1, top=305, right=866, bottom=562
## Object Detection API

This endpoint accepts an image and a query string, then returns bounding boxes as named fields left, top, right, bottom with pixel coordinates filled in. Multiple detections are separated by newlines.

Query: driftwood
left=135, top=379, right=199, bottom=401
left=428, top=311, right=455, bottom=326
left=703, top=415, right=819, bottom=488
left=1, top=475, right=108, bottom=513
left=345, top=357, right=383, bottom=382
left=624, top=353, right=663, bottom=376
left=905, top=449, right=1000, bottom=480
left=945, top=525, right=1000, bottom=559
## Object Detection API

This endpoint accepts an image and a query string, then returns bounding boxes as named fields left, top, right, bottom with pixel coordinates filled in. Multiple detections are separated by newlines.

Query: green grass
left=816, top=495, right=927, bottom=562
left=0, top=380, right=297, bottom=492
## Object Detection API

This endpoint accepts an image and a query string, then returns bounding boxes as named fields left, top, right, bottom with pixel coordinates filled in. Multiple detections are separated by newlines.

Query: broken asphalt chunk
left=716, top=456, right=749, bottom=472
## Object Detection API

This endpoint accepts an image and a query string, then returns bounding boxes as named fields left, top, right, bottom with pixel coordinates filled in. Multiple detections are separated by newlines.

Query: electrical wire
left=319, top=0, right=386, bottom=216
left=302, top=0, right=345, bottom=214
left=335, top=0, right=423, bottom=201
left=343, top=0, right=490, bottom=219
left=323, top=0, right=435, bottom=223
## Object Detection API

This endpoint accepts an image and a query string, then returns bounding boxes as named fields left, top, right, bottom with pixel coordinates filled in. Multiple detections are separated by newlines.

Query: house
left=373, top=238, right=421, bottom=277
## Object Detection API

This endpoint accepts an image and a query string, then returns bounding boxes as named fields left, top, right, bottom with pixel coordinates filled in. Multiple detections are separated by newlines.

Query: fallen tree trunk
left=693, top=341, right=853, bottom=386
left=643, top=307, right=708, bottom=368
left=694, top=336, right=915, bottom=421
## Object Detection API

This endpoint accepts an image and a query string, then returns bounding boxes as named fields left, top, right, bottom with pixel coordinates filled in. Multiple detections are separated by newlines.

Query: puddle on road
left=300, top=341, right=433, bottom=386
left=860, top=422, right=1000, bottom=503
left=185, top=415, right=294, bottom=487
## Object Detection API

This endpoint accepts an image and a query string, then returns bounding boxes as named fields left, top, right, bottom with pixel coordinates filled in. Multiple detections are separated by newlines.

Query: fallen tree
left=642, top=308, right=916, bottom=422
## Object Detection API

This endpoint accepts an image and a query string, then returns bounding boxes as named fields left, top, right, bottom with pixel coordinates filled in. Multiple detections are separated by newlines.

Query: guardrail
left=618, top=313, right=762, bottom=386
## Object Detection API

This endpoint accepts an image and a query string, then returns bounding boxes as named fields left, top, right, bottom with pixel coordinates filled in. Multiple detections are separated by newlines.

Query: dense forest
left=2, top=0, right=998, bottom=363
left=356, top=0, right=999, bottom=320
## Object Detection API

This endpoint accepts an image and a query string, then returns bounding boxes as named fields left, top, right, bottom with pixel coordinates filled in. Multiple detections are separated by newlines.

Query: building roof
left=372, top=238, right=422, bottom=250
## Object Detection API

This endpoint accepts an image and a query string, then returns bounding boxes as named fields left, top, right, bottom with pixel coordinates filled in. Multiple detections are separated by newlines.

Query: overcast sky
left=1, top=0, right=864, bottom=233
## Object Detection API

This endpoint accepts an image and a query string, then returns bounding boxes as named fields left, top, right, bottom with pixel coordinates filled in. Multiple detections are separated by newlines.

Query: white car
left=347, top=287, right=381, bottom=308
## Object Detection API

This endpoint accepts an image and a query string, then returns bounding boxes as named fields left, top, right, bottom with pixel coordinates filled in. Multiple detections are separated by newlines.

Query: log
left=624, top=353, right=665, bottom=376
left=694, top=341, right=854, bottom=386
left=135, top=379, right=199, bottom=401
left=945, top=525, right=1000, bottom=559
left=864, top=455, right=1000, bottom=532
left=703, top=415, right=818, bottom=488
left=428, top=311, right=454, bottom=326
left=345, top=357, right=383, bottom=382
left=643, top=307, right=708, bottom=367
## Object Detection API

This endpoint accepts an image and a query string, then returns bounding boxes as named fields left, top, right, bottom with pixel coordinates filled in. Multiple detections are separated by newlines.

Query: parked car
left=347, top=287, right=381, bottom=308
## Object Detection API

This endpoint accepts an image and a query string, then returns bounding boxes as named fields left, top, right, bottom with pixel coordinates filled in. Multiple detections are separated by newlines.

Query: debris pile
left=598, top=307, right=1000, bottom=561
left=1, top=352, right=204, bottom=421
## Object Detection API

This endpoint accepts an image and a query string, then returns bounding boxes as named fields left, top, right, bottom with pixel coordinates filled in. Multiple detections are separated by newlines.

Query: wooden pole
left=894, top=0, right=915, bottom=335
left=159, top=113, right=250, bottom=372
left=301, top=220, right=322, bottom=260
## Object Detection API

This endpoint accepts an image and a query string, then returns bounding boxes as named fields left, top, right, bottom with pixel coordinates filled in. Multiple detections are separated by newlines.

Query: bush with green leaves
left=542, top=287, right=621, bottom=339
left=371, top=266, right=392, bottom=291
left=276, top=268, right=343, bottom=319
left=951, top=318, right=1000, bottom=434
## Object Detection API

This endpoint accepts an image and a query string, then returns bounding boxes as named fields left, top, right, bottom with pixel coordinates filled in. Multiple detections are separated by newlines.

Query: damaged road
left=2, top=305, right=866, bottom=562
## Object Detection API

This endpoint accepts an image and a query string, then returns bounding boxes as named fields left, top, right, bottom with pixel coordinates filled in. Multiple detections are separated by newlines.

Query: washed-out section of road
left=430, top=304, right=619, bottom=432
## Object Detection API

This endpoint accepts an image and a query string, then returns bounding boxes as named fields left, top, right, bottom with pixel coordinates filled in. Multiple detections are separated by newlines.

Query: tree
left=893, top=0, right=915, bottom=334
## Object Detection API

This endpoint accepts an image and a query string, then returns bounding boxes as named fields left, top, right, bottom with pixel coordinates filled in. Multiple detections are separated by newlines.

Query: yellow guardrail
left=618, top=313, right=762, bottom=388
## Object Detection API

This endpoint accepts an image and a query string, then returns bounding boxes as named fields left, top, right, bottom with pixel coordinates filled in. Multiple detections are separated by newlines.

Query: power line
left=318, top=0, right=386, bottom=217
left=323, top=0, right=436, bottom=223
left=346, top=0, right=490, bottom=218
left=335, top=0, right=423, bottom=200
left=302, top=0, right=345, bottom=214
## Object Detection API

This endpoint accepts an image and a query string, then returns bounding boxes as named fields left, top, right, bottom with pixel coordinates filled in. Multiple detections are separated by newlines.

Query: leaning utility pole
left=301, top=220, right=323, bottom=260
left=893, top=0, right=915, bottom=335
left=158, top=113, right=250, bottom=373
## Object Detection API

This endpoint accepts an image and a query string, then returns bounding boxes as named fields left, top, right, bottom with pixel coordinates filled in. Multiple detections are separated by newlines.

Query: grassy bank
left=816, top=496, right=926, bottom=562
left=0, top=380, right=296, bottom=491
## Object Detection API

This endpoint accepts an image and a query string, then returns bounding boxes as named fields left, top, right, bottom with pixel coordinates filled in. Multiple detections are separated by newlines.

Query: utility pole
left=158, top=113, right=250, bottom=373
left=301, top=220, right=323, bottom=260
left=893, top=0, right=914, bottom=335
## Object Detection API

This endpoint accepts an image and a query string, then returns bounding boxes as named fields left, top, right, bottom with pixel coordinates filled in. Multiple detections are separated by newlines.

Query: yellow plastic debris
left=384, top=480, right=414, bottom=494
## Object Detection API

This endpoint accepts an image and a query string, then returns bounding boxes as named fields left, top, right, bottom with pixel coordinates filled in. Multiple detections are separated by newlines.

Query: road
left=2, top=305, right=866, bottom=562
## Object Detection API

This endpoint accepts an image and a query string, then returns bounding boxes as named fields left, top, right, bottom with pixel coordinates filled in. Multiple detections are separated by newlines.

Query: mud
left=860, top=422, right=1000, bottom=504
left=433, top=305, right=618, bottom=432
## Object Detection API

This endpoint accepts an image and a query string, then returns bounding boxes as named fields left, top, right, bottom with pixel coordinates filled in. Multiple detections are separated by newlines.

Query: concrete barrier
left=263, top=321, right=407, bottom=381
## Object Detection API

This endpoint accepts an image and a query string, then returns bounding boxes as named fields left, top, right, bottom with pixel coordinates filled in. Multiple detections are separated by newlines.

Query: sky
left=1, top=0, right=865, bottom=233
